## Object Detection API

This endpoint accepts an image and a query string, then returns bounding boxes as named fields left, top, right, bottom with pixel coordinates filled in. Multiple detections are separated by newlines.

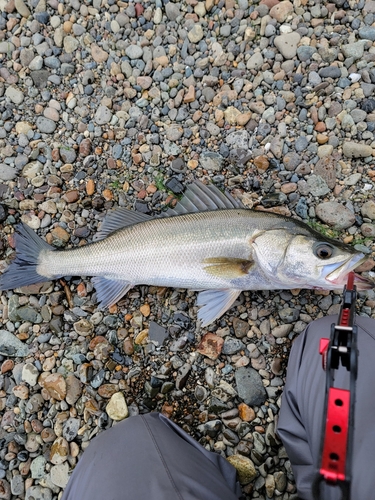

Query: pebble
left=106, top=392, right=128, bottom=421
left=226, top=455, right=257, bottom=484
left=235, top=367, right=267, bottom=406
left=22, top=363, right=39, bottom=386
left=5, top=87, right=24, bottom=105
left=43, top=373, right=66, bottom=401
left=25, top=486, right=52, bottom=500
left=316, top=202, right=356, bottom=229
left=0, top=330, right=28, bottom=357
left=343, top=141, right=373, bottom=158
left=50, top=463, right=69, bottom=488
left=274, top=32, right=301, bottom=59
left=50, top=437, right=69, bottom=465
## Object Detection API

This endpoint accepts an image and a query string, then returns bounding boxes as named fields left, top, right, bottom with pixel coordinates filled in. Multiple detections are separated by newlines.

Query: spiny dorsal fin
left=164, top=180, right=244, bottom=217
left=95, top=181, right=244, bottom=240
left=93, top=209, right=152, bottom=241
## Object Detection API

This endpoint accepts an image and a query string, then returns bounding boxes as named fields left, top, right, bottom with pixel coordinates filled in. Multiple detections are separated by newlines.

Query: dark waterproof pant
left=278, top=315, right=375, bottom=500
left=62, top=412, right=241, bottom=500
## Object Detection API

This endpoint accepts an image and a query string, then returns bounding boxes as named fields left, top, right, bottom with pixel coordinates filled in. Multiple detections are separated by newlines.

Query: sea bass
left=0, top=181, right=372, bottom=326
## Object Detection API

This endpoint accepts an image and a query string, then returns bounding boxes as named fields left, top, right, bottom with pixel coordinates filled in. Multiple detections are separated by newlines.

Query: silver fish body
left=40, top=210, right=288, bottom=290
left=0, top=181, right=372, bottom=326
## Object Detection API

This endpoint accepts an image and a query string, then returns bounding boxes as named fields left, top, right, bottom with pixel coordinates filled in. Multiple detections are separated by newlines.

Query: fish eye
left=314, top=243, right=334, bottom=259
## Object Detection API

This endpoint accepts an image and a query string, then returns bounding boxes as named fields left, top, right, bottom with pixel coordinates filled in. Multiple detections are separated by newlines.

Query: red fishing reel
left=313, top=272, right=358, bottom=500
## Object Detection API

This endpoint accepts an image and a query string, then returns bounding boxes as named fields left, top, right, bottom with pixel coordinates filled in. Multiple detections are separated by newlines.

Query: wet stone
left=30, top=456, right=47, bottom=479
left=106, top=392, right=128, bottom=421
left=36, top=117, right=56, bottom=133
left=232, top=318, right=250, bottom=338
left=235, top=367, right=267, bottom=406
left=175, top=363, right=191, bottom=390
left=148, top=321, right=168, bottom=345
left=50, top=437, right=69, bottom=465
left=0, top=330, right=28, bottom=357
left=50, top=462, right=69, bottom=488
left=222, top=338, right=245, bottom=355
left=316, top=202, right=356, bottom=229
left=25, top=486, right=52, bottom=500
left=226, top=455, right=257, bottom=485
left=197, top=333, right=224, bottom=360
left=62, top=418, right=80, bottom=442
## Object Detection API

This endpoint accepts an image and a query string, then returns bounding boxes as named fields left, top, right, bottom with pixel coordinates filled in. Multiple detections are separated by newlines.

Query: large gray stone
left=5, top=86, right=24, bottom=104
left=25, top=485, right=52, bottom=500
left=36, top=117, right=57, bottom=133
left=341, top=40, right=366, bottom=60
left=235, top=367, right=267, bottom=406
left=0, top=330, right=28, bottom=357
left=0, top=164, right=17, bottom=181
left=343, top=141, right=373, bottom=158
left=316, top=202, right=356, bottom=229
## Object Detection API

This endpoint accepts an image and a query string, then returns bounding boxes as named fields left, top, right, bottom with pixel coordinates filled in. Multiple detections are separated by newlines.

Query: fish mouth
left=325, top=254, right=374, bottom=290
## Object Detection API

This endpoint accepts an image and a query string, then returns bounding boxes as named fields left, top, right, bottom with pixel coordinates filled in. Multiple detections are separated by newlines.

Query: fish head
left=251, top=223, right=373, bottom=290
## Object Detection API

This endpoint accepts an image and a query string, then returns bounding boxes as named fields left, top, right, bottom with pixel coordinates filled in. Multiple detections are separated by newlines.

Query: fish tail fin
left=0, top=223, right=56, bottom=290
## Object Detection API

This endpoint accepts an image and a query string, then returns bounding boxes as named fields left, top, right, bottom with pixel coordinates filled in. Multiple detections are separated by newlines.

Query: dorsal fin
left=93, top=209, right=152, bottom=241
left=164, top=180, right=244, bottom=216
left=94, top=181, right=245, bottom=240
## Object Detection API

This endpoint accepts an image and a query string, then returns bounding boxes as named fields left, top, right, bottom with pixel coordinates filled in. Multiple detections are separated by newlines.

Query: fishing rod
left=312, top=272, right=358, bottom=500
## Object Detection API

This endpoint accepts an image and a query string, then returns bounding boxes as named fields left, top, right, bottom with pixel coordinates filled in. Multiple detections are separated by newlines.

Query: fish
left=0, top=181, right=372, bottom=326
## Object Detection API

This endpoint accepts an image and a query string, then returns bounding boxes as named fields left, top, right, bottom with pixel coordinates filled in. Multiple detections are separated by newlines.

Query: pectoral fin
left=203, top=257, right=254, bottom=279
left=197, top=289, right=242, bottom=327
left=92, top=276, right=133, bottom=308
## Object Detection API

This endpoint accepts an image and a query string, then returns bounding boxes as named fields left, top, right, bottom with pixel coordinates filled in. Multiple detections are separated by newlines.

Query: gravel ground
left=0, top=0, right=375, bottom=498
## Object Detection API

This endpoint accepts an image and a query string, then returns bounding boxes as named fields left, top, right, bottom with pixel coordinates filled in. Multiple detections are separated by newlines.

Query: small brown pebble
left=140, top=304, right=150, bottom=317
left=161, top=402, right=174, bottom=419
left=134, top=329, right=149, bottom=345
left=50, top=226, right=70, bottom=245
left=102, top=188, right=113, bottom=201
left=86, top=179, right=95, bottom=195
left=98, top=384, right=118, bottom=398
left=1, top=359, right=14, bottom=373
left=70, top=442, right=80, bottom=458
left=12, top=385, right=29, bottom=400
left=355, top=259, right=375, bottom=272
left=51, top=148, right=60, bottom=161
left=79, top=138, right=92, bottom=157
left=315, top=122, right=326, bottom=132
left=43, top=373, right=66, bottom=401
left=196, top=333, right=224, bottom=360
left=123, top=338, right=134, bottom=355
left=109, top=304, right=118, bottom=314
left=238, top=403, right=256, bottom=422
left=31, top=419, right=44, bottom=433
left=41, top=428, right=57, bottom=443
left=254, top=155, right=269, bottom=172
left=236, top=112, right=252, bottom=126
left=135, top=2, right=144, bottom=15
left=184, top=85, right=195, bottom=103
left=76, top=282, right=87, bottom=297
left=62, top=190, right=80, bottom=203
left=316, top=133, right=329, bottom=144
left=280, top=182, right=297, bottom=194
left=63, top=20, right=72, bottom=32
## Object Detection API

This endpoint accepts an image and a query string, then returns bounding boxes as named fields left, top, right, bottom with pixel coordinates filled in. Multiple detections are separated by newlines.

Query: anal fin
left=197, top=289, right=242, bottom=327
left=203, top=257, right=253, bottom=279
left=92, top=276, right=133, bottom=308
